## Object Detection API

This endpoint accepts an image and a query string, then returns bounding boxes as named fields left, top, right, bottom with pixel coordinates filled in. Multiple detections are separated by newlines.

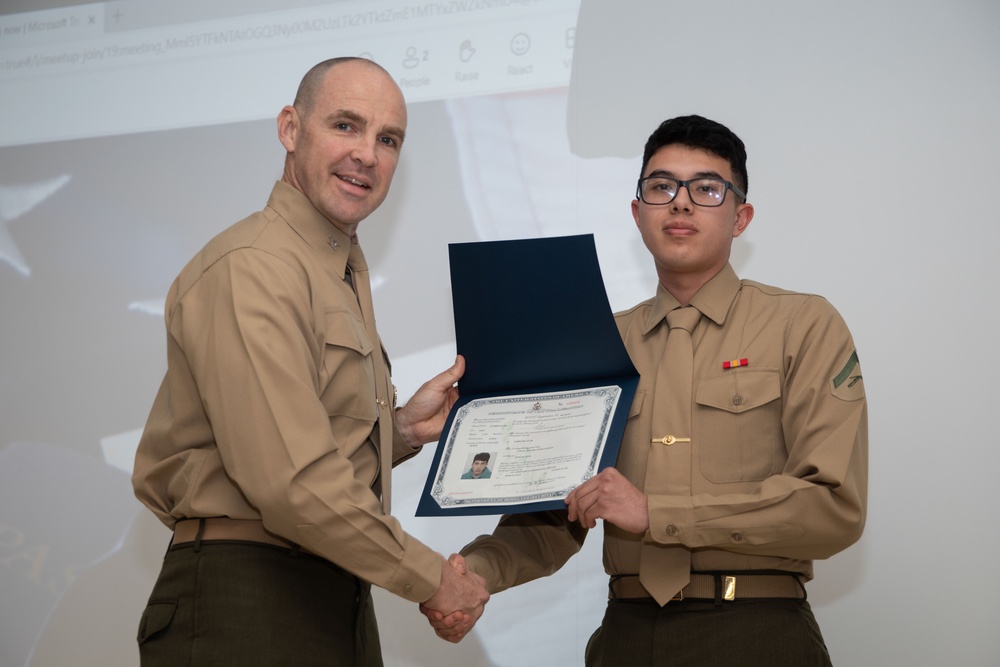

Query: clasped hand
left=420, top=553, right=489, bottom=643
left=419, top=468, right=650, bottom=642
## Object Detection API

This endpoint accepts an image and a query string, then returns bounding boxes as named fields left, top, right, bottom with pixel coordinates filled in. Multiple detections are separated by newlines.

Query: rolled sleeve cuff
left=384, top=537, right=442, bottom=602
left=295, top=523, right=441, bottom=603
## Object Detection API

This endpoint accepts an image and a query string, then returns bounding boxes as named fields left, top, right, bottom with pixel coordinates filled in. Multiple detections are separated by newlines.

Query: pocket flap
left=137, top=601, right=176, bottom=644
left=324, top=308, right=373, bottom=356
left=696, top=370, right=781, bottom=414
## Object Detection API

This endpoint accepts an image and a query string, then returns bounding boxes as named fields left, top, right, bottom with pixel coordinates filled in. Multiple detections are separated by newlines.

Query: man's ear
left=277, top=105, right=299, bottom=153
left=732, top=201, right=754, bottom=238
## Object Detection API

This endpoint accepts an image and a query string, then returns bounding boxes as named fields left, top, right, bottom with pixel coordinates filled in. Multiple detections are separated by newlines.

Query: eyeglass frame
left=635, top=175, right=747, bottom=207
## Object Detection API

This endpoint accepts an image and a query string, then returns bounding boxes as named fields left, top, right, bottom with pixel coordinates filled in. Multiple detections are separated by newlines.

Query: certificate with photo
left=427, top=385, right=622, bottom=510
left=417, top=235, right=639, bottom=516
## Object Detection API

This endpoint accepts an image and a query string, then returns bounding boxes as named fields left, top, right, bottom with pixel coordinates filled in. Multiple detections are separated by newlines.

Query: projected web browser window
left=0, top=0, right=580, bottom=147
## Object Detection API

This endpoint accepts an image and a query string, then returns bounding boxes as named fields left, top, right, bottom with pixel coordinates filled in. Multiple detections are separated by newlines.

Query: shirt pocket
left=320, top=307, right=377, bottom=422
left=694, top=369, right=783, bottom=483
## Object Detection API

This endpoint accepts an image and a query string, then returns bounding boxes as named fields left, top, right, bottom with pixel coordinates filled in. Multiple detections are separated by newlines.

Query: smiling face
left=510, top=33, right=531, bottom=55
left=632, top=144, right=754, bottom=299
left=278, top=60, right=407, bottom=236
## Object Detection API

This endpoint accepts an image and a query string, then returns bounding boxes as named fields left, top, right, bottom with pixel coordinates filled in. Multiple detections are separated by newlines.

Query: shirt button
left=666, top=525, right=678, bottom=537
left=731, top=532, right=743, bottom=542
left=732, top=394, right=743, bottom=406
left=403, top=584, right=413, bottom=595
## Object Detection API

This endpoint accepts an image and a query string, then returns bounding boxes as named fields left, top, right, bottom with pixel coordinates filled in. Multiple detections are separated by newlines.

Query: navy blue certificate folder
left=416, top=234, right=639, bottom=517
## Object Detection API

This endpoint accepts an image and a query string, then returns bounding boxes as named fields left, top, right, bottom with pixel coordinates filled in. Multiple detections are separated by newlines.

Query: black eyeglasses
left=636, top=176, right=746, bottom=207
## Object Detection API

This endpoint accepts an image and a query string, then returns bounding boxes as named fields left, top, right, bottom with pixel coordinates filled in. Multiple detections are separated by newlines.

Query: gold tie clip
left=651, top=435, right=690, bottom=446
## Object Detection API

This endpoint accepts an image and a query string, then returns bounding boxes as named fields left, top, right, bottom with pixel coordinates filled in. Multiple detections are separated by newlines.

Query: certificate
left=417, top=235, right=639, bottom=516
left=426, top=386, right=622, bottom=510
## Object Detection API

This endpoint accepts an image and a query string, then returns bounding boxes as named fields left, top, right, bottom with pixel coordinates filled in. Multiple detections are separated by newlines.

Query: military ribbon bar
left=722, top=358, right=749, bottom=369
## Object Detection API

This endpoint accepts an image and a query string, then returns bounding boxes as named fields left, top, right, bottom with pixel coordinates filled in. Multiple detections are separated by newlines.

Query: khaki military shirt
left=463, top=264, right=867, bottom=592
left=133, top=181, right=441, bottom=602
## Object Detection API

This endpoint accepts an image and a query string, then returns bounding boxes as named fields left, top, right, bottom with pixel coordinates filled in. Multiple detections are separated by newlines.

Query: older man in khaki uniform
left=426, top=115, right=867, bottom=666
left=132, top=57, right=488, bottom=666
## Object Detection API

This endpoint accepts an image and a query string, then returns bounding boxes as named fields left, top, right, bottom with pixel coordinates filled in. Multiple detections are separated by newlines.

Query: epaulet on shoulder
left=740, top=279, right=824, bottom=301
left=194, top=211, right=273, bottom=264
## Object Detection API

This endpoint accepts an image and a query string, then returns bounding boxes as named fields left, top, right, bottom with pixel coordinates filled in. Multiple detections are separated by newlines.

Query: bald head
left=293, top=57, right=393, bottom=119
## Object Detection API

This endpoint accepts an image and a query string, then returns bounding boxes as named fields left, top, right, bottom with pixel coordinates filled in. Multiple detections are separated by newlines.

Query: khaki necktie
left=347, top=242, right=395, bottom=513
left=640, top=305, right=700, bottom=606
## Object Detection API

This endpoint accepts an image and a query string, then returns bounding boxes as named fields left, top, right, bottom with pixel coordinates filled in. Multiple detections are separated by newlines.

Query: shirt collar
left=265, top=180, right=356, bottom=280
left=641, top=263, right=741, bottom=334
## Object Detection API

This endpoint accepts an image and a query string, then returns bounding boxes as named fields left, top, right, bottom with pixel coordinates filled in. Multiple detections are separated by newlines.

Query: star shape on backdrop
left=0, top=174, right=72, bottom=277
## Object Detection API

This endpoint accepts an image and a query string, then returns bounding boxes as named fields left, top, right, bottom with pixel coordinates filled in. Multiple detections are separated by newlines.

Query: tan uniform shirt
left=462, top=264, right=867, bottom=593
left=133, top=181, right=441, bottom=602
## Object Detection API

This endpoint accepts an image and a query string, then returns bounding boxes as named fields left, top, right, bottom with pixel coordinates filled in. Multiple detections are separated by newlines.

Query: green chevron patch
left=833, top=350, right=859, bottom=389
left=832, top=348, right=864, bottom=401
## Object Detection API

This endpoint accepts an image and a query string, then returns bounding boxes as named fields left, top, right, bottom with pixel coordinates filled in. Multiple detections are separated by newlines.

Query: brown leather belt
left=172, top=517, right=313, bottom=555
left=610, top=572, right=806, bottom=602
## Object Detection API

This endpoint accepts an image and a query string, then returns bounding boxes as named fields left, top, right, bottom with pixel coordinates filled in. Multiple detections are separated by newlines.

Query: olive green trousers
left=137, top=540, right=381, bottom=667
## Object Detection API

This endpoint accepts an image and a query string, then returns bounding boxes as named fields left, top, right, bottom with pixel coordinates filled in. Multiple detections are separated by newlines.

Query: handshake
left=419, top=553, right=490, bottom=643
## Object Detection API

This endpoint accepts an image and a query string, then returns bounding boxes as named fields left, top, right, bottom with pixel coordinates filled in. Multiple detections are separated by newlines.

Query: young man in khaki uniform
left=133, top=57, right=488, bottom=666
left=426, top=115, right=867, bottom=666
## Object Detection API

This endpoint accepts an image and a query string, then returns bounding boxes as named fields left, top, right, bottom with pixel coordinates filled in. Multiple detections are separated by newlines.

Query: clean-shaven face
left=281, top=61, right=407, bottom=234
left=632, top=144, right=752, bottom=286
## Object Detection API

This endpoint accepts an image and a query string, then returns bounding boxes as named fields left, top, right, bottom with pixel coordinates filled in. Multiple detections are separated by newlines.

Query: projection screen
left=2, top=1, right=999, bottom=665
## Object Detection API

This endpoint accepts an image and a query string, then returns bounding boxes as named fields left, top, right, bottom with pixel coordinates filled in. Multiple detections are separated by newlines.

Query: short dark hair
left=473, top=452, right=490, bottom=463
left=640, top=115, right=749, bottom=197
left=293, top=56, right=388, bottom=117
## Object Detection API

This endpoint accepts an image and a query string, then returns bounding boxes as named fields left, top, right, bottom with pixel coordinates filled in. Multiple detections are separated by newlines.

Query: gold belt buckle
left=671, top=589, right=684, bottom=601
left=723, top=575, right=736, bottom=601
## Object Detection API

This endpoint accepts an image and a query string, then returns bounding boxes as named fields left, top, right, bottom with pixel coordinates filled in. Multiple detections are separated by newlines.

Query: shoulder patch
left=831, top=349, right=864, bottom=401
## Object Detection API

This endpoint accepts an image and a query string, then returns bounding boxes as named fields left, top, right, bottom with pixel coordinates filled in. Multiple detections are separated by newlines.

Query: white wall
left=1, top=1, right=998, bottom=665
